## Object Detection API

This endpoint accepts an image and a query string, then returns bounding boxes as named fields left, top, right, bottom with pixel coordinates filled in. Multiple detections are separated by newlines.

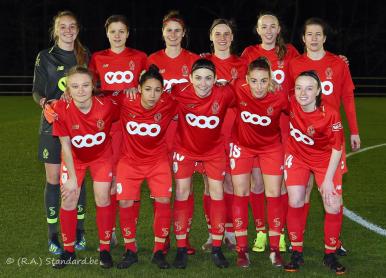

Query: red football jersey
left=241, top=43, right=299, bottom=94
left=172, top=83, right=235, bottom=160
left=204, top=54, right=247, bottom=83
left=116, top=92, right=177, bottom=163
left=287, top=96, right=343, bottom=167
left=204, top=54, right=248, bottom=139
left=88, top=47, right=147, bottom=91
left=232, top=80, right=288, bottom=154
left=147, top=49, right=199, bottom=90
left=288, top=51, right=358, bottom=134
left=53, top=96, right=119, bottom=164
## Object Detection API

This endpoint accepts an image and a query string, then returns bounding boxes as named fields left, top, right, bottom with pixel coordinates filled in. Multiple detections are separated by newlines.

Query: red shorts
left=111, top=122, right=123, bottom=175
left=172, top=151, right=226, bottom=181
left=229, top=143, right=284, bottom=175
left=116, top=157, right=172, bottom=201
left=284, top=153, right=343, bottom=195
left=60, top=149, right=113, bottom=186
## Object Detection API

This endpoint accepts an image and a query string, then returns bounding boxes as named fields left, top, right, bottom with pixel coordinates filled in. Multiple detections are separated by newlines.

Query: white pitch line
left=344, top=143, right=386, bottom=236
left=343, top=208, right=386, bottom=236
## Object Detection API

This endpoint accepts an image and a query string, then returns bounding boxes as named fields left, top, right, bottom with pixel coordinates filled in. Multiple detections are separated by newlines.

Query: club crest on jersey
left=290, top=111, right=294, bottom=118
left=181, top=65, right=189, bottom=77
left=97, top=119, right=105, bottom=130
left=57, top=65, right=64, bottom=71
left=267, top=105, right=274, bottom=116
left=307, top=125, right=315, bottom=136
left=72, top=124, right=79, bottom=130
left=129, top=60, right=135, bottom=71
left=154, top=113, right=162, bottom=122
left=129, top=113, right=136, bottom=118
left=277, top=60, right=284, bottom=69
left=159, top=68, right=165, bottom=74
left=102, top=64, right=109, bottom=68
left=240, top=101, right=247, bottom=107
left=332, top=122, right=343, bottom=131
left=212, top=101, right=220, bottom=114
left=231, top=67, right=238, bottom=79
left=325, top=67, right=333, bottom=79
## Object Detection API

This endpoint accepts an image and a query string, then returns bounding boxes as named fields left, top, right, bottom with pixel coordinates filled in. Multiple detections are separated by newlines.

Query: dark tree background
left=1, top=0, right=385, bottom=77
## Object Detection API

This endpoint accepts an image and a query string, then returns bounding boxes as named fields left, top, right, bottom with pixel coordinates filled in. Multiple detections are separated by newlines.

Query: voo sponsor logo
left=185, top=113, right=219, bottom=129
left=289, top=123, right=314, bottom=145
left=104, top=71, right=134, bottom=84
left=241, top=111, right=271, bottom=126
left=164, top=78, right=188, bottom=90
left=71, top=132, right=106, bottom=148
left=126, top=121, right=161, bottom=137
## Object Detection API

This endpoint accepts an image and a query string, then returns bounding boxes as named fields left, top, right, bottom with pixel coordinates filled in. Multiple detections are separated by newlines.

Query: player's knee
left=288, top=198, right=304, bottom=208
left=95, top=194, right=110, bottom=207
left=61, top=194, right=78, bottom=210
left=46, top=174, right=60, bottom=185
left=209, top=186, right=223, bottom=200
left=119, top=199, right=134, bottom=208
left=324, top=200, right=341, bottom=214
left=175, top=186, right=190, bottom=201
left=155, top=197, right=170, bottom=204
left=250, top=181, right=264, bottom=194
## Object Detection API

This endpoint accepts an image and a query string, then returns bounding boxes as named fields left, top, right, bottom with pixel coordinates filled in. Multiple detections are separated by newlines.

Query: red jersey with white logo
left=288, top=51, right=358, bottom=134
left=287, top=96, right=343, bottom=166
left=53, top=96, right=119, bottom=164
left=116, top=92, right=177, bottom=163
left=172, top=83, right=235, bottom=160
left=147, top=49, right=199, bottom=91
left=88, top=47, right=147, bottom=91
left=241, top=44, right=299, bottom=94
left=204, top=54, right=247, bottom=83
left=232, top=80, right=288, bottom=154
left=204, top=54, right=248, bottom=139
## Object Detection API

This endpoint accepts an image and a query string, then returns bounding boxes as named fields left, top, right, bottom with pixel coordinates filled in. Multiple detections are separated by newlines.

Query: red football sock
left=203, top=193, right=211, bottom=234
left=286, top=206, right=304, bottom=252
left=224, top=192, right=234, bottom=233
left=324, top=210, right=342, bottom=254
left=173, top=199, right=189, bottom=248
left=96, top=205, right=113, bottom=252
left=186, top=193, right=194, bottom=234
left=133, top=200, right=141, bottom=225
left=119, top=205, right=137, bottom=252
left=153, top=201, right=171, bottom=253
left=266, top=196, right=283, bottom=250
left=60, top=208, right=77, bottom=253
left=302, top=202, right=311, bottom=234
left=232, top=195, right=249, bottom=248
left=210, top=199, right=226, bottom=247
left=110, top=193, right=117, bottom=231
left=250, top=192, right=266, bottom=232
left=281, top=192, right=288, bottom=228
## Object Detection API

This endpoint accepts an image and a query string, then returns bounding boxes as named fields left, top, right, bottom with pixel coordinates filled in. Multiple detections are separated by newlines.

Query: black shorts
left=38, top=134, right=61, bottom=164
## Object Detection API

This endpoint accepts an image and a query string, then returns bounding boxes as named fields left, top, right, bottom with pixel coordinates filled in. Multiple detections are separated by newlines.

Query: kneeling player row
left=51, top=60, right=345, bottom=274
